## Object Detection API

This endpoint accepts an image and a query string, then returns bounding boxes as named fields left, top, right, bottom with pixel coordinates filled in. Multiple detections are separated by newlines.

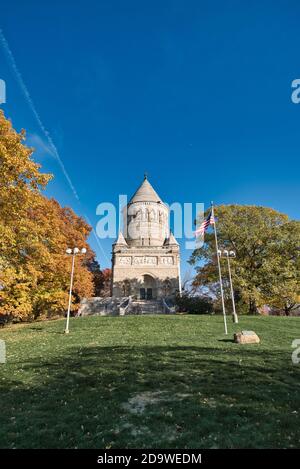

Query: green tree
left=189, top=205, right=300, bottom=314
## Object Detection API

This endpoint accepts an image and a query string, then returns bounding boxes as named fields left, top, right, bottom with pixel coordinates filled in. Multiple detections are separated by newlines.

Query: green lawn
left=0, top=314, right=300, bottom=449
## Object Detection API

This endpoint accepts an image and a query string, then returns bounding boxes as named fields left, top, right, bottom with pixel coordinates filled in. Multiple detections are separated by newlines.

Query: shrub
left=176, top=293, right=213, bottom=314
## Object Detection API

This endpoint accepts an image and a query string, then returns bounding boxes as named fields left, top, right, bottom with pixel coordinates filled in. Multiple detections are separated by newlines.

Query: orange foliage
left=0, top=110, right=95, bottom=321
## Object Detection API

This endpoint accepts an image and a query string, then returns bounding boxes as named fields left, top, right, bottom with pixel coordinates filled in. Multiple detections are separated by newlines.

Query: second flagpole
left=211, top=202, right=228, bottom=335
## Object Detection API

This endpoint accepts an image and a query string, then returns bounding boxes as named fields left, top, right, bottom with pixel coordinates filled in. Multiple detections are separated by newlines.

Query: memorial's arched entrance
left=140, top=274, right=157, bottom=300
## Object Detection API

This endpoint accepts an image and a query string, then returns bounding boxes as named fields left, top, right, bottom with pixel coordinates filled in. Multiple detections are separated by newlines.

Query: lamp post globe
left=64, top=246, right=86, bottom=334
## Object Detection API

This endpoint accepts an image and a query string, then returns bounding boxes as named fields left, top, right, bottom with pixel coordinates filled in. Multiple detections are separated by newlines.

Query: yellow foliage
left=0, top=110, right=95, bottom=321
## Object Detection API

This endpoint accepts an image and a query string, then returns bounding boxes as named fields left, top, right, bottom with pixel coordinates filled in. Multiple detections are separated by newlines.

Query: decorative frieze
left=133, top=256, right=157, bottom=265
left=118, top=256, right=132, bottom=265
left=160, top=256, right=174, bottom=265
left=118, top=255, right=175, bottom=266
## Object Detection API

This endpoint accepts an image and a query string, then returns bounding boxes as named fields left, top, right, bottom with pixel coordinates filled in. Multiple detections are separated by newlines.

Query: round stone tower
left=124, top=175, right=169, bottom=247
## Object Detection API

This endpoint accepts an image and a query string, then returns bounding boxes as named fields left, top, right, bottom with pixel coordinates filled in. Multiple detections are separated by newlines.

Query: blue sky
left=0, top=0, right=299, bottom=275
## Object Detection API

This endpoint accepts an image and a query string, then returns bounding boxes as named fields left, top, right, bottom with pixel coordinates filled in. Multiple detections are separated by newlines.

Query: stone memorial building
left=111, top=176, right=181, bottom=302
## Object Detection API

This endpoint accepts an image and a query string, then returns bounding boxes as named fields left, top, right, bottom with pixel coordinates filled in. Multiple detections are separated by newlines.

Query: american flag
left=195, top=211, right=215, bottom=237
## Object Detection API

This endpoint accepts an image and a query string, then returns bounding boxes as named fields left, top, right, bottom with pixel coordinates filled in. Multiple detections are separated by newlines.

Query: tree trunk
left=249, top=297, right=257, bottom=315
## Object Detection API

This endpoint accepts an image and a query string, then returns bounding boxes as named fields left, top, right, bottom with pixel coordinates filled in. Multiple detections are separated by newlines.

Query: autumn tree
left=189, top=205, right=300, bottom=314
left=98, top=268, right=112, bottom=297
left=87, top=261, right=112, bottom=297
left=0, top=110, right=95, bottom=321
left=93, top=264, right=111, bottom=298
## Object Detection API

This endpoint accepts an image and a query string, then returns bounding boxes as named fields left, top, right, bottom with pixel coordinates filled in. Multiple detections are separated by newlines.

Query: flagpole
left=211, top=202, right=228, bottom=335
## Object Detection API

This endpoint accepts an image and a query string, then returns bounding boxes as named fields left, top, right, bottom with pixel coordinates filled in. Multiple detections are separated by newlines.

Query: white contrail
left=85, top=215, right=111, bottom=263
left=0, top=28, right=80, bottom=201
left=0, top=28, right=110, bottom=264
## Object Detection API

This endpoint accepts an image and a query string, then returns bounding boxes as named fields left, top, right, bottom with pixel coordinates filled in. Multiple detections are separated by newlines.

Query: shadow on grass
left=218, top=339, right=235, bottom=343
left=0, top=345, right=299, bottom=449
left=28, top=327, right=65, bottom=335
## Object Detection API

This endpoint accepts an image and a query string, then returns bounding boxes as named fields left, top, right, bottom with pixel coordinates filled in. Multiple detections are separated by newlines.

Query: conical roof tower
left=113, top=231, right=128, bottom=246
left=129, top=175, right=163, bottom=204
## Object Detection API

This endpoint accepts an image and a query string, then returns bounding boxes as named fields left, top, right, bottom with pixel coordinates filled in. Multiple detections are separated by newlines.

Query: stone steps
left=78, top=297, right=173, bottom=316
left=127, top=300, right=164, bottom=315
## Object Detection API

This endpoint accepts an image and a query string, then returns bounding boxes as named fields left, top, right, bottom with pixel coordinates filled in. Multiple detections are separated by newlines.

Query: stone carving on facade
left=135, top=209, right=142, bottom=220
left=158, top=211, right=167, bottom=224
left=160, top=256, right=174, bottom=265
left=118, top=256, right=132, bottom=265
left=148, top=208, right=155, bottom=221
left=133, top=256, right=157, bottom=265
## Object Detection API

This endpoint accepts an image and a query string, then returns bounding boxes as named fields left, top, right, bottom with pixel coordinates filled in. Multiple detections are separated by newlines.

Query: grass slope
left=0, top=315, right=300, bottom=448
